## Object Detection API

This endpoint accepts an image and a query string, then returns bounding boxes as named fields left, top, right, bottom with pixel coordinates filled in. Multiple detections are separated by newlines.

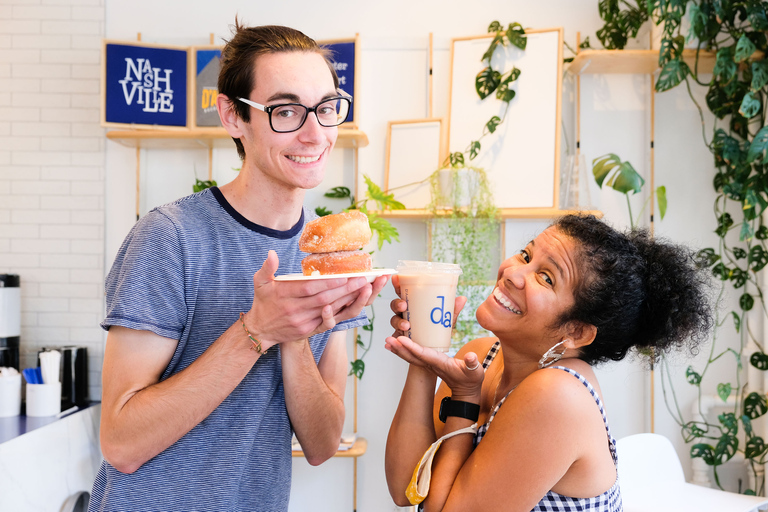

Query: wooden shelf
left=568, top=49, right=716, bottom=75
left=292, top=437, right=367, bottom=458
left=106, top=126, right=369, bottom=149
left=374, top=208, right=602, bottom=220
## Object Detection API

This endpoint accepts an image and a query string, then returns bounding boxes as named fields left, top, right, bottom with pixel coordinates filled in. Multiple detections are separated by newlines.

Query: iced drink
left=396, top=260, right=462, bottom=352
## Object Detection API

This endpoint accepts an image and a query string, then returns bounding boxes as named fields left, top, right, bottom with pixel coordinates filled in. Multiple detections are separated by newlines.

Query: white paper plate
left=274, top=268, right=397, bottom=282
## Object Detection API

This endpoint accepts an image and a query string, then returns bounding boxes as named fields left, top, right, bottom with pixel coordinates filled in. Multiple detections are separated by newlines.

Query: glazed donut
left=302, top=251, right=372, bottom=276
left=299, top=210, right=372, bottom=253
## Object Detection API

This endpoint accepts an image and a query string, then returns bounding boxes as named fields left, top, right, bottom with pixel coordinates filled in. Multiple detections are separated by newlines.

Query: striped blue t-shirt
left=90, top=187, right=368, bottom=512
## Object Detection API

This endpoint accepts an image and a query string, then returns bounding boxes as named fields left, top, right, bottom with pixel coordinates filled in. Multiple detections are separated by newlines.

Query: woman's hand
left=384, top=335, right=484, bottom=401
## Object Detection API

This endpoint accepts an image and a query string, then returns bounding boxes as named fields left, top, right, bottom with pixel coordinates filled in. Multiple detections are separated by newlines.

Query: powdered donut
left=299, top=210, right=372, bottom=253
left=301, top=251, right=372, bottom=276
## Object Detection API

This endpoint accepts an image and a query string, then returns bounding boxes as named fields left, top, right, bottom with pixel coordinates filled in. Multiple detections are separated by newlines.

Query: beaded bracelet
left=239, top=312, right=264, bottom=354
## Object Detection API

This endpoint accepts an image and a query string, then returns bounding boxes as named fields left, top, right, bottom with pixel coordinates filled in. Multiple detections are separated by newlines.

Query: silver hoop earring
left=538, top=340, right=567, bottom=369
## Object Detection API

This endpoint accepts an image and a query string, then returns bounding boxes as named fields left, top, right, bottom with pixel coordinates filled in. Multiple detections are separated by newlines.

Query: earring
left=538, top=340, right=567, bottom=369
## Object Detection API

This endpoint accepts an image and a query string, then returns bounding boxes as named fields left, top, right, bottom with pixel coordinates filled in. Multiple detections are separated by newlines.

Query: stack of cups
left=395, top=261, right=463, bottom=353
left=26, top=350, right=61, bottom=417
left=0, top=367, right=21, bottom=417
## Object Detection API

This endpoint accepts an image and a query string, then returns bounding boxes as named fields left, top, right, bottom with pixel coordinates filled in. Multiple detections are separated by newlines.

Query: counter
left=0, top=404, right=102, bottom=511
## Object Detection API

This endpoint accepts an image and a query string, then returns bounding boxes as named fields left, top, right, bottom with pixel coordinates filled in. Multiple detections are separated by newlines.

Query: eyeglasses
left=237, top=95, right=352, bottom=133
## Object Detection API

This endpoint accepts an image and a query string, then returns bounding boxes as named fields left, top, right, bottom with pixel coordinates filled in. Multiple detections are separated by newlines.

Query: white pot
left=435, top=168, right=478, bottom=209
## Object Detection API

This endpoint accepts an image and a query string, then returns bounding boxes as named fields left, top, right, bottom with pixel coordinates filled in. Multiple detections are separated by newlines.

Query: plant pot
left=434, top=168, right=478, bottom=209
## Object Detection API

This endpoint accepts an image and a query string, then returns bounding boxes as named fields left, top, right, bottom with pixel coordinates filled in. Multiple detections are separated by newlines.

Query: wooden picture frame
left=384, top=119, right=444, bottom=210
left=319, top=34, right=361, bottom=129
left=101, top=39, right=190, bottom=130
left=447, top=28, right=563, bottom=212
left=190, top=45, right=222, bottom=128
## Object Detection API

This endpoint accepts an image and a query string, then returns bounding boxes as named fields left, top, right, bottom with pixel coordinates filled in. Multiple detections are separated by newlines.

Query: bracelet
left=239, top=312, right=264, bottom=354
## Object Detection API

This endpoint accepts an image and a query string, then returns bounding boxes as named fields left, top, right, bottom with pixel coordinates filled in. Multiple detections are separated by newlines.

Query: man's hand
left=246, top=250, right=389, bottom=347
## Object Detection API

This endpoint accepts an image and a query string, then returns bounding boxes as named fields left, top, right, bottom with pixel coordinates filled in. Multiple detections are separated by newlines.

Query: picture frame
left=190, top=45, right=222, bottom=128
left=384, top=118, right=444, bottom=210
left=319, top=34, right=360, bottom=129
left=447, top=28, right=563, bottom=211
left=101, top=39, right=190, bottom=129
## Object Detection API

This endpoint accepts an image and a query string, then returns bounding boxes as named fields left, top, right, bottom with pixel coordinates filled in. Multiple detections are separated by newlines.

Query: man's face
left=239, top=51, right=339, bottom=192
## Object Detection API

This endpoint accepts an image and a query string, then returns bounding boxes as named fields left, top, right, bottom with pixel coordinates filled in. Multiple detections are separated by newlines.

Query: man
left=89, top=22, right=387, bottom=511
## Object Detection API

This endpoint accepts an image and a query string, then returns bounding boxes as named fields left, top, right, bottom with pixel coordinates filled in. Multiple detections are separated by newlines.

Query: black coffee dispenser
left=0, top=274, right=21, bottom=371
left=61, top=346, right=89, bottom=409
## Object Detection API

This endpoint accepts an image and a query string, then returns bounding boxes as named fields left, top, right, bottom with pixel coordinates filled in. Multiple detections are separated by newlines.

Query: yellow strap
left=404, top=423, right=478, bottom=506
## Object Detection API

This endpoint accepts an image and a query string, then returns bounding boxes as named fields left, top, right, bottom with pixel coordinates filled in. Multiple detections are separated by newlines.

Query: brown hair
left=218, top=20, right=339, bottom=159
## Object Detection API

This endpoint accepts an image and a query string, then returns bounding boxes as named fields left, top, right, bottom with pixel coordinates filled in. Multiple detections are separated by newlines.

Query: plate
left=274, top=268, right=397, bottom=282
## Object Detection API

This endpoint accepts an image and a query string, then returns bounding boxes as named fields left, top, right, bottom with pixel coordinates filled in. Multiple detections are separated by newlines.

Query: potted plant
left=595, top=0, right=768, bottom=495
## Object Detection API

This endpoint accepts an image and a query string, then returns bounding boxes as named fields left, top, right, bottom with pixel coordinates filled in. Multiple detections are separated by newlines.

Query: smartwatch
left=438, top=396, right=480, bottom=423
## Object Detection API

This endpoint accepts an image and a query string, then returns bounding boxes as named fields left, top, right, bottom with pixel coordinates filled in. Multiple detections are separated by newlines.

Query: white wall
left=0, top=0, right=105, bottom=406
left=0, top=0, right=747, bottom=510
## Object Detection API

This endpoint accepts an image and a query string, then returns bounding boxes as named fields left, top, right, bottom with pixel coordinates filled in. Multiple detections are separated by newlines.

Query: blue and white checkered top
left=474, top=340, right=623, bottom=511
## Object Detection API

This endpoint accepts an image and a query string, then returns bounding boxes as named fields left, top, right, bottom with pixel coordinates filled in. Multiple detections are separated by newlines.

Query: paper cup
left=0, top=373, right=21, bottom=417
left=396, top=260, right=462, bottom=352
left=26, top=382, right=61, bottom=417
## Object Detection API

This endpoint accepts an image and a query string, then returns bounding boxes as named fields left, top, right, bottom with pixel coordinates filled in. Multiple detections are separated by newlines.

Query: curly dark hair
left=553, top=214, right=713, bottom=365
left=218, top=19, right=339, bottom=160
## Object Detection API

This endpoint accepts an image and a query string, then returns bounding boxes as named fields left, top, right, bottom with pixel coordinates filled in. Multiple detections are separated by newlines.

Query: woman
left=384, top=214, right=712, bottom=512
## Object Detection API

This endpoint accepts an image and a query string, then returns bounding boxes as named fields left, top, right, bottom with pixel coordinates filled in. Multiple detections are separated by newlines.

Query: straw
left=39, top=350, right=61, bottom=385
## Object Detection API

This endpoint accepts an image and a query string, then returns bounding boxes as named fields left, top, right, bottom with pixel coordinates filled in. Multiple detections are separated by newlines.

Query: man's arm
left=100, top=323, right=261, bottom=474
left=281, top=329, right=348, bottom=465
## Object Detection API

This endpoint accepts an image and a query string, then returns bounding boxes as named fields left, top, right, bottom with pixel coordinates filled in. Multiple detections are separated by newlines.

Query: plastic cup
left=396, top=260, right=462, bottom=352
left=26, top=382, right=61, bottom=417
left=0, top=373, right=21, bottom=417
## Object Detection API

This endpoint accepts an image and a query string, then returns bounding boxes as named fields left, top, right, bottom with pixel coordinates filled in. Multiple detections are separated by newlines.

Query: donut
left=302, top=251, right=372, bottom=276
left=299, top=210, right=372, bottom=253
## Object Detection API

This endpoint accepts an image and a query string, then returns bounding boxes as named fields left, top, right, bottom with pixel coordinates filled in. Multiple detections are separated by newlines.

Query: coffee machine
left=0, top=274, right=20, bottom=370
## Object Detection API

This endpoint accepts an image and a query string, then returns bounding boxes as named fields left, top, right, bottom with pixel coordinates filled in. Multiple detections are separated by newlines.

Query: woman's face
left=476, top=226, right=580, bottom=355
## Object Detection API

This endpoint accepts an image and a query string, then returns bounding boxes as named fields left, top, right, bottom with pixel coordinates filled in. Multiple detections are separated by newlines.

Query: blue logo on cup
left=430, top=296, right=452, bottom=328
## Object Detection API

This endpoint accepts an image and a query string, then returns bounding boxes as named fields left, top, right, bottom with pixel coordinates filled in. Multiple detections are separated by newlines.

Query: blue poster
left=104, top=43, right=188, bottom=127
left=323, top=41, right=355, bottom=125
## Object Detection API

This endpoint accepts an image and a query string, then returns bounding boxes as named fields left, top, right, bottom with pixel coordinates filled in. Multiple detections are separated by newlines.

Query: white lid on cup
left=395, top=260, right=462, bottom=275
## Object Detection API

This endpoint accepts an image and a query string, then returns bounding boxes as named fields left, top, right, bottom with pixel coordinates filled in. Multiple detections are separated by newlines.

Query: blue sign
left=104, top=43, right=188, bottom=127
left=323, top=41, right=355, bottom=125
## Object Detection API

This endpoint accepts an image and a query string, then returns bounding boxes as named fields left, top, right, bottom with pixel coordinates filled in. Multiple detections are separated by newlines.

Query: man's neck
left=218, top=172, right=305, bottom=231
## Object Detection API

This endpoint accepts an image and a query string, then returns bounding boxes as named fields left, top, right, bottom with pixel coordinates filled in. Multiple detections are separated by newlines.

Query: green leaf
left=730, top=267, right=748, bottom=288
left=758, top=225, right=768, bottom=240
left=751, top=61, right=768, bottom=91
left=324, top=186, right=352, bottom=199
left=656, top=186, right=667, bottom=220
left=364, top=175, right=405, bottom=211
left=713, top=434, right=738, bottom=464
left=686, top=366, right=702, bottom=386
left=747, top=126, right=768, bottom=164
left=487, top=20, right=503, bottom=33
left=735, top=34, right=757, bottom=63
left=349, top=359, right=365, bottom=379
left=745, top=436, right=768, bottom=459
left=314, top=206, right=333, bottom=217
left=655, top=59, right=690, bottom=92
left=486, top=115, right=502, bottom=134
left=748, top=2, right=768, bottom=31
left=749, top=245, right=768, bottom=271
left=733, top=247, right=747, bottom=259
left=362, top=323, right=373, bottom=331
left=691, top=443, right=716, bottom=465
left=717, top=382, right=732, bottom=402
left=739, top=91, right=762, bottom=118
left=449, top=152, right=465, bottom=167
left=719, top=412, right=738, bottom=433
left=481, top=34, right=503, bottom=63
left=366, top=212, right=400, bottom=250
left=476, top=67, right=501, bottom=100
left=744, top=392, right=768, bottom=419
left=732, top=311, right=741, bottom=333
left=713, top=47, right=737, bottom=82
left=506, top=22, right=527, bottom=50
left=695, top=248, right=719, bottom=268
left=592, top=153, right=644, bottom=195
left=740, top=293, right=755, bottom=311
left=715, top=212, right=734, bottom=237
left=468, top=140, right=481, bottom=160
left=740, top=221, right=755, bottom=241
left=193, top=179, right=217, bottom=193
left=750, top=352, right=768, bottom=370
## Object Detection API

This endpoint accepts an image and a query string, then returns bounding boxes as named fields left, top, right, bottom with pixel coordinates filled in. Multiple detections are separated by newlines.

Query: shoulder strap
left=481, top=340, right=501, bottom=369
left=548, top=366, right=619, bottom=466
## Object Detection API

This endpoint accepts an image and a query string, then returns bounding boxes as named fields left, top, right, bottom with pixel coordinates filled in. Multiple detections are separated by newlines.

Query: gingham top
left=474, top=340, right=623, bottom=511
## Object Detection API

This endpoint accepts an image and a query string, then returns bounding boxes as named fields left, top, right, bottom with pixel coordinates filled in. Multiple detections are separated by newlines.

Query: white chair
left=617, top=433, right=768, bottom=512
